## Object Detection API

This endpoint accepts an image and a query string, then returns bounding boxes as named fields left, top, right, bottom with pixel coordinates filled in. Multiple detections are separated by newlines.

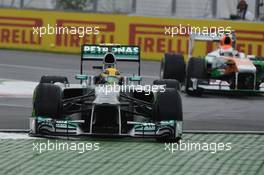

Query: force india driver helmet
left=219, top=32, right=236, bottom=49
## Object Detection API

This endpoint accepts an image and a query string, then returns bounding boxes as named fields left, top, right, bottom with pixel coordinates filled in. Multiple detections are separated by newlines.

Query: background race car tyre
left=153, top=79, right=181, bottom=91
left=153, top=88, right=182, bottom=142
left=185, top=57, right=207, bottom=96
left=33, top=83, right=62, bottom=119
left=160, top=53, right=186, bottom=83
left=40, top=75, right=69, bottom=84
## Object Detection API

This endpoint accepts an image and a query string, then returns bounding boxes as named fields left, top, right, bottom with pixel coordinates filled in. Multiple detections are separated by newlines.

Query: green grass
left=0, top=134, right=264, bottom=175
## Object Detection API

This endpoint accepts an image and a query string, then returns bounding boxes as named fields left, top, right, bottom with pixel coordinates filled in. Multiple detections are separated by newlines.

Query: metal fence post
left=132, top=0, right=137, bottom=13
left=54, top=0, right=58, bottom=10
left=171, top=0, right=176, bottom=15
left=93, top=0, right=98, bottom=12
left=255, top=0, right=260, bottom=19
left=20, top=0, right=24, bottom=8
left=212, top=0, right=217, bottom=18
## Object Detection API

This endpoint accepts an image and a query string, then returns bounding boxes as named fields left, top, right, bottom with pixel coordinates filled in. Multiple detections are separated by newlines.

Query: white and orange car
left=184, top=33, right=264, bottom=95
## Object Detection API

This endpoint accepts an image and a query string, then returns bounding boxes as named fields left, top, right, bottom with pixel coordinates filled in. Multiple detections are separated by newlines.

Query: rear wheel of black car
left=160, top=53, right=186, bottom=83
left=40, top=75, right=69, bottom=84
left=153, top=79, right=181, bottom=91
left=153, top=88, right=182, bottom=142
left=185, top=57, right=207, bottom=96
left=33, top=83, right=62, bottom=119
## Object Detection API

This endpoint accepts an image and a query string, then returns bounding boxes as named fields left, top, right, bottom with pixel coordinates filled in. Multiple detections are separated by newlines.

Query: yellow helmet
left=104, top=68, right=120, bottom=76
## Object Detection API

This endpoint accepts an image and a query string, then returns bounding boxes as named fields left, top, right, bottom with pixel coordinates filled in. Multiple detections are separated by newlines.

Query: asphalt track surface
left=0, top=50, right=264, bottom=131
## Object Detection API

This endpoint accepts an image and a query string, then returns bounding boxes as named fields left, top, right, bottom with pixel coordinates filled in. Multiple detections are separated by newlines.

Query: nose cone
left=237, top=64, right=256, bottom=73
left=234, top=58, right=256, bottom=73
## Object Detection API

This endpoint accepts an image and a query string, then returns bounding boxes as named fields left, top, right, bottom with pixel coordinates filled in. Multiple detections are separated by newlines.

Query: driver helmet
left=104, top=68, right=120, bottom=76
left=101, top=68, right=120, bottom=84
left=219, top=33, right=236, bottom=56
left=220, top=32, right=236, bottom=48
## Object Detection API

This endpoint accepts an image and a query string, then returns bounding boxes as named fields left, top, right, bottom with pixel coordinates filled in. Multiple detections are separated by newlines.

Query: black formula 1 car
left=30, top=44, right=183, bottom=142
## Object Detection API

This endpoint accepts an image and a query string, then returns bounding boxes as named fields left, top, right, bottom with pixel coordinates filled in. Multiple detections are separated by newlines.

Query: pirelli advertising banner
left=0, top=8, right=263, bottom=60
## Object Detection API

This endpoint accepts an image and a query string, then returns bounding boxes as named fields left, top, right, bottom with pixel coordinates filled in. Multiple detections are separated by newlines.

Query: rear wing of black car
left=81, top=44, right=141, bottom=76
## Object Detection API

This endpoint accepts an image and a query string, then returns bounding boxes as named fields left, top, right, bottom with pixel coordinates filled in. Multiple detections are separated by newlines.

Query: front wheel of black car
left=185, top=57, right=207, bottom=96
left=160, top=53, right=186, bottom=83
left=153, top=88, right=182, bottom=142
left=33, top=83, right=62, bottom=119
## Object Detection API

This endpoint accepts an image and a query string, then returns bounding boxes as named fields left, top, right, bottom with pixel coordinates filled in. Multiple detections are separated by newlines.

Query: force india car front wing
left=188, top=78, right=264, bottom=93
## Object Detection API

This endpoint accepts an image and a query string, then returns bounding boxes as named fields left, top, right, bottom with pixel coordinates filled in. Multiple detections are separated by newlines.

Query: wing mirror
left=93, top=66, right=103, bottom=70
left=75, top=74, right=88, bottom=80
left=128, top=75, right=142, bottom=81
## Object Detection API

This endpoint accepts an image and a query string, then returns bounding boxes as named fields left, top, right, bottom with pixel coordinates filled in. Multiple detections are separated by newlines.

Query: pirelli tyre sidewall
left=33, top=83, right=63, bottom=119
left=154, top=88, right=182, bottom=122
left=186, top=57, right=207, bottom=96
left=160, top=53, right=186, bottom=83
left=153, top=88, right=182, bottom=142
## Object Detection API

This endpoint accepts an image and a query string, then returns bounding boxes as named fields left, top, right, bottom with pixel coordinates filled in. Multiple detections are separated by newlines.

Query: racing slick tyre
left=154, top=88, right=182, bottom=142
left=40, top=75, right=69, bottom=84
left=33, top=83, right=62, bottom=119
left=160, top=53, right=186, bottom=83
left=185, top=57, right=207, bottom=96
left=153, top=79, right=181, bottom=91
